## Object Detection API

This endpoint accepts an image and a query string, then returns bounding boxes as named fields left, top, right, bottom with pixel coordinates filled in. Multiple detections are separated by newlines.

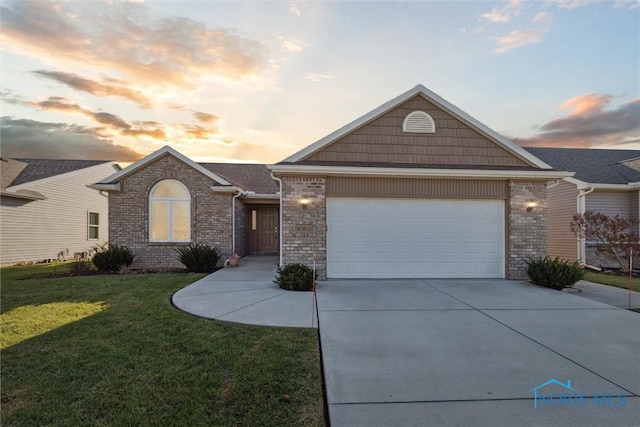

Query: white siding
left=1, top=163, right=118, bottom=265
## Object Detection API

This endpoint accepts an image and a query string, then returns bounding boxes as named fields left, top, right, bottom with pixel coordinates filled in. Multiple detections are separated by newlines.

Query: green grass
left=1, top=264, right=324, bottom=426
left=584, top=271, right=640, bottom=292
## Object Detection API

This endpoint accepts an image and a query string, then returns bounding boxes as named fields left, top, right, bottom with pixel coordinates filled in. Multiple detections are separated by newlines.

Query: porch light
left=526, top=201, right=538, bottom=212
left=300, top=198, right=310, bottom=209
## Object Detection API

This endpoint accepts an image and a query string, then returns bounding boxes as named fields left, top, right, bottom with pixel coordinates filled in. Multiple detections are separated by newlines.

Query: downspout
left=270, top=172, right=283, bottom=267
left=576, top=186, right=595, bottom=264
left=232, top=188, right=247, bottom=254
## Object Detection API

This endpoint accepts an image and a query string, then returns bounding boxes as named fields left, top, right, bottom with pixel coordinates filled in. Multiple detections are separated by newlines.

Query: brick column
left=508, top=181, right=547, bottom=279
left=280, top=176, right=327, bottom=279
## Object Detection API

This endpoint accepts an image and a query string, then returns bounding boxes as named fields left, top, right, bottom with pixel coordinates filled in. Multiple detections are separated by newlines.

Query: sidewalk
left=564, top=280, right=640, bottom=309
left=171, top=256, right=318, bottom=328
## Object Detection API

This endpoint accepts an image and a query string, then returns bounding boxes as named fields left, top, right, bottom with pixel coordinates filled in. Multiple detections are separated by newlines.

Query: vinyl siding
left=326, top=177, right=508, bottom=199
left=584, top=190, right=638, bottom=267
left=546, top=180, right=579, bottom=262
left=0, top=163, right=117, bottom=265
left=586, top=190, right=634, bottom=217
left=306, top=95, right=530, bottom=168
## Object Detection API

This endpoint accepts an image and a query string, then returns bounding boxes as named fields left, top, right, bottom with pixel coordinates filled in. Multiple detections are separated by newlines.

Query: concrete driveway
left=316, top=279, right=640, bottom=426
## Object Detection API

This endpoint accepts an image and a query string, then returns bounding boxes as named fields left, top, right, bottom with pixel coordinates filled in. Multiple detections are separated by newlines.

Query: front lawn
left=584, top=271, right=640, bottom=292
left=1, top=264, right=324, bottom=426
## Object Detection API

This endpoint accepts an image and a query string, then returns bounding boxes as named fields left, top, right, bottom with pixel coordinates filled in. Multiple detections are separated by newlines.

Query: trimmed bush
left=274, top=263, right=316, bottom=291
left=525, top=256, right=584, bottom=290
left=175, top=243, right=220, bottom=273
left=92, top=244, right=135, bottom=272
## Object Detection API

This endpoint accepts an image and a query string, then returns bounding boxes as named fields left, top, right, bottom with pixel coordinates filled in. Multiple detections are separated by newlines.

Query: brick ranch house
left=93, top=85, right=571, bottom=279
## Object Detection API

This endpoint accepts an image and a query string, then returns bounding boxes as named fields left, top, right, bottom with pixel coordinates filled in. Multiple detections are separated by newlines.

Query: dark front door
left=257, top=207, right=278, bottom=253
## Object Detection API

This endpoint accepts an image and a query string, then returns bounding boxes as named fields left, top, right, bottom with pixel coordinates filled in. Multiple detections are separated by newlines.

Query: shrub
left=92, top=244, right=135, bottom=272
left=274, top=263, right=316, bottom=291
left=175, top=243, right=220, bottom=273
left=525, top=256, right=584, bottom=290
left=70, top=260, right=94, bottom=276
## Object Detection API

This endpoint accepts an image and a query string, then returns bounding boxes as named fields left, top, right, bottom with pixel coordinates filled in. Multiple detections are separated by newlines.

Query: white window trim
left=148, top=179, right=191, bottom=243
left=88, top=211, right=99, bottom=241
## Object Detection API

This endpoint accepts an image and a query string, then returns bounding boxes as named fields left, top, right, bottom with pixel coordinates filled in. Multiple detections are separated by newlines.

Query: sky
left=1, top=0, right=639, bottom=164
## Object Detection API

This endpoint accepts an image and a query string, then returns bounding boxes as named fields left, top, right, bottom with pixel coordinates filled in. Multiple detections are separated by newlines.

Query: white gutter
left=231, top=188, right=247, bottom=254
left=267, top=164, right=573, bottom=180
left=270, top=172, right=284, bottom=267
left=243, top=193, right=279, bottom=200
left=576, top=186, right=595, bottom=263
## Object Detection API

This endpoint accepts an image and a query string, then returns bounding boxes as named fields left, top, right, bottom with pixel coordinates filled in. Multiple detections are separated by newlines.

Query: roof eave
left=0, top=190, right=47, bottom=201
left=100, top=146, right=232, bottom=186
left=89, top=183, right=121, bottom=191
left=268, top=164, right=573, bottom=180
left=564, top=177, right=640, bottom=191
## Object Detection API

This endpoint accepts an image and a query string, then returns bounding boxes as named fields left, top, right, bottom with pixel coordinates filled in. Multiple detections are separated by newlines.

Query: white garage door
left=326, top=198, right=504, bottom=279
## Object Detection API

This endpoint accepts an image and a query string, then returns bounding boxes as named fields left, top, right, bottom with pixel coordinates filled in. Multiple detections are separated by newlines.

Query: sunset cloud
left=193, top=111, right=219, bottom=124
left=492, top=10, right=554, bottom=54
left=276, top=36, right=305, bottom=53
left=548, top=0, right=592, bottom=10
left=29, top=97, right=168, bottom=140
left=1, top=1, right=268, bottom=90
left=493, top=29, right=545, bottom=53
left=481, top=0, right=523, bottom=23
left=0, top=117, right=143, bottom=161
left=513, top=95, right=640, bottom=148
left=561, top=93, right=614, bottom=116
left=289, top=1, right=302, bottom=17
left=32, top=70, right=154, bottom=108
left=301, top=73, right=332, bottom=83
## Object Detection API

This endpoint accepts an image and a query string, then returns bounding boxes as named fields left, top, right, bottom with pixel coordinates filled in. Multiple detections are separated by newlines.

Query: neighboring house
left=1, top=158, right=121, bottom=265
left=96, top=85, right=570, bottom=279
left=524, top=147, right=640, bottom=268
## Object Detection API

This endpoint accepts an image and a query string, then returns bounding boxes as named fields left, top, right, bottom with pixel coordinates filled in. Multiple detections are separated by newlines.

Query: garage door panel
left=327, top=198, right=504, bottom=279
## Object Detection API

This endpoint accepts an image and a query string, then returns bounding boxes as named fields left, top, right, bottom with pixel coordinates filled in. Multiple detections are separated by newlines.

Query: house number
left=294, top=224, right=314, bottom=236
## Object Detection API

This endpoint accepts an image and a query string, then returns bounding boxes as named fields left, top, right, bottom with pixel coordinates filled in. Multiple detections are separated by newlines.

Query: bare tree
left=570, top=211, right=640, bottom=272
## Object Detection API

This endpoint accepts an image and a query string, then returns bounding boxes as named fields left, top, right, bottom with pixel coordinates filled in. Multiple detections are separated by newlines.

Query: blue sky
left=1, top=0, right=638, bottom=163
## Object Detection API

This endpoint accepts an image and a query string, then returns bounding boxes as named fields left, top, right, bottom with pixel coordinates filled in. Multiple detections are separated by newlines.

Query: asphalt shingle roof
left=199, top=163, right=279, bottom=194
left=524, top=147, right=640, bottom=185
left=9, top=159, right=110, bottom=187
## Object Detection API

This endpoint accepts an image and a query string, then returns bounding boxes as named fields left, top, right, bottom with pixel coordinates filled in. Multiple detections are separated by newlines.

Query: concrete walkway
left=172, top=256, right=317, bottom=328
left=566, top=279, right=640, bottom=309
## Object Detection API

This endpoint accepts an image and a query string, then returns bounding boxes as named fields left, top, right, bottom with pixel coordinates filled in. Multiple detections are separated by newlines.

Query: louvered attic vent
left=402, top=111, right=435, bottom=133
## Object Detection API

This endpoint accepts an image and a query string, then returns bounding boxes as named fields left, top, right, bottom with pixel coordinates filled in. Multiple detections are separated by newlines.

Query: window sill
left=148, top=241, right=191, bottom=246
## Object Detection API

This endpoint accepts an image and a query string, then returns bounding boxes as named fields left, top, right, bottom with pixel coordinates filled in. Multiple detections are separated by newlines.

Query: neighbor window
left=149, top=180, right=191, bottom=242
left=88, top=212, right=99, bottom=240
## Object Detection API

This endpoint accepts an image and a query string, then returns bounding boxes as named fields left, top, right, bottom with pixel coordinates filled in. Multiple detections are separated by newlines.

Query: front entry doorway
left=249, top=206, right=279, bottom=254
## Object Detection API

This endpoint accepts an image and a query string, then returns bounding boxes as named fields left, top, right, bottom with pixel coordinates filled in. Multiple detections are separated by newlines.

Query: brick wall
left=235, top=198, right=250, bottom=256
left=281, top=176, right=327, bottom=279
left=109, top=154, right=233, bottom=270
left=508, top=181, right=547, bottom=279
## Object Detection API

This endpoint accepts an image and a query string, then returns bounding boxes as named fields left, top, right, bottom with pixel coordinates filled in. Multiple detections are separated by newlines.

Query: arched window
left=149, top=179, right=191, bottom=242
left=402, top=111, right=435, bottom=133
